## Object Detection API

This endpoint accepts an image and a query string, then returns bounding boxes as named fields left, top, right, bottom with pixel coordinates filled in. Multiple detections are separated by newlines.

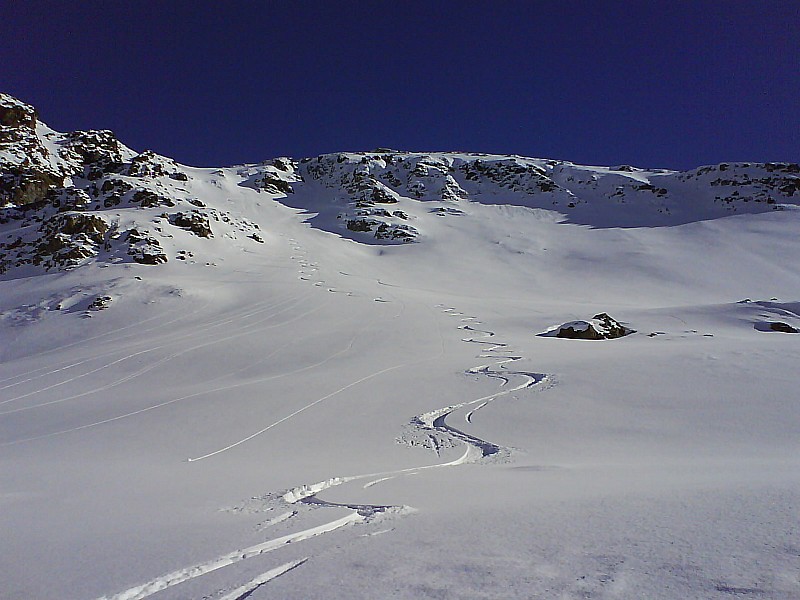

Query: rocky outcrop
left=238, top=158, right=299, bottom=196
left=0, top=212, right=109, bottom=272
left=345, top=217, right=415, bottom=241
left=61, top=130, right=126, bottom=180
left=768, top=322, right=799, bottom=334
left=679, top=162, right=800, bottom=207
left=88, top=295, right=113, bottom=311
left=0, top=95, right=37, bottom=129
left=126, top=228, right=167, bottom=265
left=169, top=210, right=213, bottom=237
left=460, top=159, right=562, bottom=196
left=255, top=173, right=294, bottom=194
left=0, top=96, right=67, bottom=208
left=255, top=147, right=800, bottom=239
left=544, top=313, right=635, bottom=340
left=0, top=93, right=270, bottom=274
left=131, top=189, right=175, bottom=208
left=127, top=150, right=182, bottom=179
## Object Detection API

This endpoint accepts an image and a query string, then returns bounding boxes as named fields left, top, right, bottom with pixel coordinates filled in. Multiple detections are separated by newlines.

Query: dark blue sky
left=3, top=1, right=798, bottom=170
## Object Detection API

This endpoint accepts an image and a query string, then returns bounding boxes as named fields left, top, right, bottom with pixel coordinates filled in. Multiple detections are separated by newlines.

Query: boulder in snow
left=542, top=313, right=635, bottom=340
left=767, top=321, right=799, bottom=334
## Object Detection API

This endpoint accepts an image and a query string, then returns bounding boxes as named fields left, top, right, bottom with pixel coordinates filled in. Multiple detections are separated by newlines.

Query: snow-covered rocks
left=125, top=227, right=168, bottom=264
left=679, top=161, right=800, bottom=207
left=542, top=312, right=635, bottom=340
left=0, top=94, right=269, bottom=273
left=169, top=210, right=213, bottom=238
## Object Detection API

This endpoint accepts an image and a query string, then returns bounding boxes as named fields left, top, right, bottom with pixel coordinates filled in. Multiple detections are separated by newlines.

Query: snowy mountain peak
left=1, top=92, right=799, bottom=276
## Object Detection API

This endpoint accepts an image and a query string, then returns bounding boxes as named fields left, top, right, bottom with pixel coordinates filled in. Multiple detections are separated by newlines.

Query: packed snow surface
left=1, top=99, right=799, bottom=599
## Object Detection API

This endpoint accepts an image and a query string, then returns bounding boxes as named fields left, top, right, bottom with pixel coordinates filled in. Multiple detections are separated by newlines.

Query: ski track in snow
left=0, top=292, right=329, bottom=416
left=92, top=238, right=553, bottom=599
left=409, top=306, right=547, bottom=460
left=0, top=307, right=370, bottom=447
left=251, top=303, right=549, bottom=592
left=0, top=291, right=265, bottom=399
left=0, top=291, right=318, bottom=411
left=216, top=558, right=309, bottom=600
left=0, top=293, right=207, bottom=390
left=184, top=311, right=404, bottom=462
left=94, top=514, right=358, bottom=600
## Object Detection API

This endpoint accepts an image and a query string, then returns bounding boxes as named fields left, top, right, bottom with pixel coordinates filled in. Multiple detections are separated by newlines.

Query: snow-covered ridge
left=1, top=90, right=799, bottom=277
left=275, top=150, right=799, bottom=236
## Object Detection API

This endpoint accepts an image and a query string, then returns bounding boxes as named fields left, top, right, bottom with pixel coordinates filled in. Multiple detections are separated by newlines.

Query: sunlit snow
left=1, top=100, right=799, bottom=599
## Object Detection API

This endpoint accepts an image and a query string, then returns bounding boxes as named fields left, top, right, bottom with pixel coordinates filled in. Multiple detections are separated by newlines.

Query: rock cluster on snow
left=0, top=93, right=264, bottom=273
left=679, top=162, right=799, bottom=207
left=542, top=313, right=635, bottom=340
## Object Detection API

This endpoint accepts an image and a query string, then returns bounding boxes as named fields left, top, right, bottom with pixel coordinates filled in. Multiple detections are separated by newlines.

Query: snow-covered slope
left=1, top=93, right=799, bottom=599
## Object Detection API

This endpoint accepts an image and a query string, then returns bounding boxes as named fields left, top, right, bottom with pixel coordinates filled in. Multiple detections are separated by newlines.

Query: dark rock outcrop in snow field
left=542, top=313, right=635, bottom=340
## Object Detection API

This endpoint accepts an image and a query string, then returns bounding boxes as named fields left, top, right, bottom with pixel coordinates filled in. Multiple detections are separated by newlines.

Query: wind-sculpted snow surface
left=2, top=93, right=800, bottom=599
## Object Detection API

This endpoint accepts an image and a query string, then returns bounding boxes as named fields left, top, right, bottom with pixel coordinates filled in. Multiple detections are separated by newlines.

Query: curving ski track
left=94, top=239, right=553, bottom=599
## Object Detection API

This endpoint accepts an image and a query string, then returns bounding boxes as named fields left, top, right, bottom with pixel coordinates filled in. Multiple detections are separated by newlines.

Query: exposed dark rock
left=346, top=218, right=374, bottom=232
left=0, top=169, right=65, bottom=207
left=460, top=159, right=558, bottom=195
left=1, top=98, right=71, bottom=209
left=592, top=313, right=635, bottom=338
left=0, top=213, right=113, bottom=271
left=128, top=151, right=168, bottom=177
left=49, top=213, right=108, bottom=241
left=255, top=174, right=294, bottom=194
left=369, top=184, right=397, bottom=204
left=62, top=130, right=125, bottom=178
left=127, top=150, right=187, bottom=181
left=88, top=296, right=112, bottom=311
left=768, top=322, right=799, bottom=333
left=101, top=178, right=133, bottom=195
left=345, top=217, right=414, bottom=241
left=132, top=190, right=175, bottom=208
left=552, top=313, right=634, bottom=340
left=556, top=323, right=604, bottom=340
left=0, top=95, right=37, bottom=129
left=126, top=229, right=167, bottom=264
left=380, top=171, right=403, bottom=187
left=169, top=210, right=213, bottom=237
left=272, top=158, right=292, bottom=171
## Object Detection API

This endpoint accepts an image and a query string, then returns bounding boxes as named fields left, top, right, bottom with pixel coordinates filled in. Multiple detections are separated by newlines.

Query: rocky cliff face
left=1, top=92, right=798, bottom=276
left=0, top=94, right=263, bottom=274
